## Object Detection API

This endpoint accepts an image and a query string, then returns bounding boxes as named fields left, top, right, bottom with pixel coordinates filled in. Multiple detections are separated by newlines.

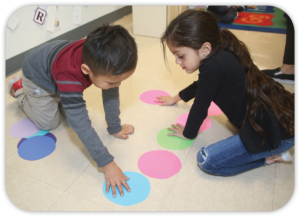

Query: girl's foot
left=266, top=151, right=293, bottom=164
left=266, top=154, right=283, bottom=164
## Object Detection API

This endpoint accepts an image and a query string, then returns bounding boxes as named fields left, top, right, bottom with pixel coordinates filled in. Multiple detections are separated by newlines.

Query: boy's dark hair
left=82, top=24, right=138, bottom=76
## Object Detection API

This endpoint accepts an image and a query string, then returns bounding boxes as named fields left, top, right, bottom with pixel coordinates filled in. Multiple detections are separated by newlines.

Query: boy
left=8, top=25, right=138, bottom=198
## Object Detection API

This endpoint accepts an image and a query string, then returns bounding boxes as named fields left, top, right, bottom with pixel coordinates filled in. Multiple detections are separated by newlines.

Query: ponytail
left=161, top=10, right=294, bottom=141
left=219, top=28, right=294, bottom=140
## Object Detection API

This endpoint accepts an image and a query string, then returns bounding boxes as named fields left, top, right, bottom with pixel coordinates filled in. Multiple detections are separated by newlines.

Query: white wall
left=5, top=5, right=124, bottom=60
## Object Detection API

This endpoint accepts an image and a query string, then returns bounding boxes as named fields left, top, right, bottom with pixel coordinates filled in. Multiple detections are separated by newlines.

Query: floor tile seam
left=5, top=165, right=69, bottom=192
left=64, top=162, right=92, bottom=193
left=273, top=182, right=295, bottom=190
left=59, top=191, right=114, bottom=212
left=47, top=191, right=67, bottom=211
left=271, top=163, right=278, bottom=210
left=120, top=141, right=188, bottom=162
left=158, top=164, right=185, bottom=211
left=183, top=142, right=196, bottom=162
left=273, top=163, right=295, bottom=191
left=5, top=165, right=67, bottom=212
left=123, top=101, right=146, bottom=124
left=112, top=141, right=187, bottom=163
left=238, top=172, right=276, bottom=185
left=5, top=152, right=18, bottom=163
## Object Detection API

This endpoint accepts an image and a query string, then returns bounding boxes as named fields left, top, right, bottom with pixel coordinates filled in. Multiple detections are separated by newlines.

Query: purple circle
left=17, top=133, right=57, bottom=149
left=44, top=133, right=57, bottom=143
left=140, top=90, right=170, bottom=105
left=17, top=138, right=27, bottom=149
left=18, top=136, right=56, bottom=161
left=10, top=118, right=40, bottom=138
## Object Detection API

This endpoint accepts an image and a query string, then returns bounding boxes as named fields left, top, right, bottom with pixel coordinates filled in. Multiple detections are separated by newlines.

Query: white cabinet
left=132, top=6, right=187, bottom=38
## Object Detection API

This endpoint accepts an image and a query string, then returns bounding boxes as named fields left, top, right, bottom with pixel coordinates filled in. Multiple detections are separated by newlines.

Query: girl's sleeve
left=183, top=60, right=223, bottom=139
left=179, top=81, right=198, bottom=102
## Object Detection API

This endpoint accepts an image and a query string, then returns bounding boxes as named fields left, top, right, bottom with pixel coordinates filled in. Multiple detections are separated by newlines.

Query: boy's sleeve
left=102, top=87, right=122, bottom=134
left=55, top=75, right=114, bottom=168
left=179, top=81, right=198, bottom=102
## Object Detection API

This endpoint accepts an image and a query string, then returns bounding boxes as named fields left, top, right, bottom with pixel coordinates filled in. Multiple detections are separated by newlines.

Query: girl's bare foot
left=266, top=154, right=283, bottom=165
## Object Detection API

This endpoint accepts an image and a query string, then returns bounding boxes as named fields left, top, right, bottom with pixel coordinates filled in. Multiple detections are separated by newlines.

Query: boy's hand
left=167, top=123, right=190, bottom=140
left=112, top=124, right=134, bottom=139
left=102, top=160, right=130, bottom=197
left=155, top=96, right=177, bottom=106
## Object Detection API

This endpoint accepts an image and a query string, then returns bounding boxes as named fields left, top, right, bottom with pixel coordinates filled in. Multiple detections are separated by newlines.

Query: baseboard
left=6, top=6, right=132, bottom=77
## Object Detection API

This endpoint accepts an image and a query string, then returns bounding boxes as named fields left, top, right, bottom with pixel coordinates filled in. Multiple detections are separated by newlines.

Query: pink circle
left=140, top=90, right=170, bottom=105
left=176, top=113, right=211, bottom=132
left=138, top=150, right=182, bottom=179
left=10, top=118, right=40, bottom=138
left=208, top=102, right=223, bottom=116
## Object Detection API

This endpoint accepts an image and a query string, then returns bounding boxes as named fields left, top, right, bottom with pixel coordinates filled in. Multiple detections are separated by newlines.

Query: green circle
left=156, top=128, right=194, bottom=150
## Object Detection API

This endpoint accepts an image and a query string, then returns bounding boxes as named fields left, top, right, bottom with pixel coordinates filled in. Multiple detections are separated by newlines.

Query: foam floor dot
left=208, top=102, right=223, bottom=116
left=18, top=136, right=56, bottom=160
left=17, top=132, right=57, bottom=149
left=103, top=171, right=150, bottom=206
left=138, top=150, right=182, bottom=179
left=156, top=128, right=194, bottom=150
left=25, top=130, right=50, bottom=139
left=10, top=118, right=40, bottom=138
left=140, top=90, right=170, bottom=105
left=176, top=113, right=211, bottom=132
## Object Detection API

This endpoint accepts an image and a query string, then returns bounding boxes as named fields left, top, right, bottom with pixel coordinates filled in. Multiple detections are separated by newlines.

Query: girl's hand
left=167, top=123, right=190, bottom=140
left=155, top=96, right=176, bottom=106
left=102, top=161, right=130, bottom=197
left=112, top=124, right=134, bottom=139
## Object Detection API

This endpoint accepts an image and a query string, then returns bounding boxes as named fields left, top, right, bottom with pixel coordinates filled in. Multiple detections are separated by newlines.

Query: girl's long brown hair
left=161, top=10, right=294, bottom=141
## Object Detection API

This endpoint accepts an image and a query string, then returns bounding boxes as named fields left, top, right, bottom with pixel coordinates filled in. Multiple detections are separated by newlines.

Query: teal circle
left=156, top=128, right=194, bottom=150
left=25, top=130, right=50, bottom=139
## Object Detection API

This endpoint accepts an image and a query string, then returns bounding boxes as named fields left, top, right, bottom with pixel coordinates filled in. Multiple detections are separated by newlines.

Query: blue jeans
left=197, top=135, right=294, bottom=176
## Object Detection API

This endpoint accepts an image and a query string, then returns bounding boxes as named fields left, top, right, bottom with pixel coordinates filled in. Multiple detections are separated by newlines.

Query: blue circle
left=18, top=136, right=56, bottom=161
left=103, top=171, right=151, bottom=206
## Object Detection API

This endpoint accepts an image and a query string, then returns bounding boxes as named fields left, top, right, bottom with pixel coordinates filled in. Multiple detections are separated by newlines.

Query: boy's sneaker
left=281, top=150, right=293, bottom=162
left=261, top=67, right=294, bottom=85
left=8, top=75, right=23, bottom=98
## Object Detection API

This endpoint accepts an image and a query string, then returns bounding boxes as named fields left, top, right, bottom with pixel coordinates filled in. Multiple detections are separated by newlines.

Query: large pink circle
left=140, top=90, right=170, bottom=105
left=176, top=113, right=211, bottom=132
left=208, top=102, right=223, bottom=116
left=10, top=118, right=40, bottom=138
left=138, top=150, right=182, bottom=179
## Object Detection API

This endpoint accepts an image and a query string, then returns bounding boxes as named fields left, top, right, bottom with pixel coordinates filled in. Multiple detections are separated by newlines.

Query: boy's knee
left=36, top=119, right=60, bottom=131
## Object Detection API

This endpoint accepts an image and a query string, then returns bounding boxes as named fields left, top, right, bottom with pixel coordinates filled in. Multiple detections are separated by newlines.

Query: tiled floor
left=5, top=14, right=295, bottom=212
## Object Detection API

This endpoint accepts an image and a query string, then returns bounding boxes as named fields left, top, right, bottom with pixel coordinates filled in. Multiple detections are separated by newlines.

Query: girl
left=157, top=10, right=294, bottom=176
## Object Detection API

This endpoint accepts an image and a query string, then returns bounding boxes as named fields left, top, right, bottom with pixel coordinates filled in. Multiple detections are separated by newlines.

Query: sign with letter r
left=33, top=7, right=47, bottom=25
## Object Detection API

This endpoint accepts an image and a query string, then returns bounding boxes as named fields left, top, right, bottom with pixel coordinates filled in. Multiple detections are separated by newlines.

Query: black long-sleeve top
left=179, top=50, right=292, bottom=153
